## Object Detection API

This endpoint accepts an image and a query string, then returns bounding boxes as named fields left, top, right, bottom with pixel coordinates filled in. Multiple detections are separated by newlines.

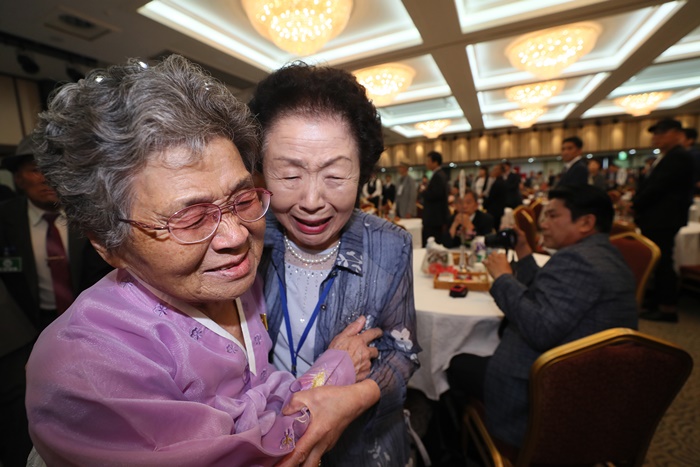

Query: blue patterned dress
left=261, top=210, right=421, bottom=466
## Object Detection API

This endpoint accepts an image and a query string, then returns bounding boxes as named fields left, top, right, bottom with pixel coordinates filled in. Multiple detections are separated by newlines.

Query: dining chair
left=610, top=231, right=661, bottom=307
left=463, top=327, right=693, bottom=467
left=513, top=205, right=541, bottom=253
left=610, top=219, right=638, bottom=235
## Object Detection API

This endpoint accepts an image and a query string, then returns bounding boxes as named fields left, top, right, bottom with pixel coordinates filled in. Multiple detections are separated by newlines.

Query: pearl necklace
left=284, top=234, right=341, bottom=265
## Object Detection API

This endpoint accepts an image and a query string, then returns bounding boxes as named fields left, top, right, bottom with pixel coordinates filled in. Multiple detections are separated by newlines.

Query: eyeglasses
left=119, top=188, right=272, bottom=244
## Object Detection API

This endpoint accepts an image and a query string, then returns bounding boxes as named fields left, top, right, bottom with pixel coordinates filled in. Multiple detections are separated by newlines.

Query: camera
left=484, top=228, right=517, bottom=250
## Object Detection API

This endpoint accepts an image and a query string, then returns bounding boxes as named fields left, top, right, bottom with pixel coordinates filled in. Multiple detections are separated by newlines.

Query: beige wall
left=0, top=74, right=42, bottom=146
left=382, top=113, right=700, bottom=167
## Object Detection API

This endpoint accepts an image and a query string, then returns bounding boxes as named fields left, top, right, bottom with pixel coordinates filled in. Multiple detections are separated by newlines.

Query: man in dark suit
left=448, top=185, right=638, bottom=449
left=421, top=151, right=450, bottom=246
left=0, top=135, right=112, bottom=466
left=483, top=164, right=507, bottom=231
left=445, top=189, right=494, bottom=247
left=556, top=136, right=589, bottom=187
left=502, top=161, right=522, bottom=208
left=681, top=127, right=700, bottom=195
left=633, top=118, right=694, bottom=322
left=0, top=136, right=112, bottom=331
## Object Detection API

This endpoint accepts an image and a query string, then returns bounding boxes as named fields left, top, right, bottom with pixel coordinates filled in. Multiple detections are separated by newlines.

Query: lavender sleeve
left=26, top=271, right=354, bottom=467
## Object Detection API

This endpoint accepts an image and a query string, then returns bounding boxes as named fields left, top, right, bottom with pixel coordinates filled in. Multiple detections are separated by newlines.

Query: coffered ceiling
left=1, top=0, right=699, bottom=145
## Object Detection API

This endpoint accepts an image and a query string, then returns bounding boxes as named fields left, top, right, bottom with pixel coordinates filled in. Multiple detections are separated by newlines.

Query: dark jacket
left=486, top=234, right=638, bottom=447
left=633, top=145, right=693, bottom=232
left=557, top=158, right=589, bottom=187
left=0, top=196, right=112, bottom=332
left=421, top=167, right=450, bottom=227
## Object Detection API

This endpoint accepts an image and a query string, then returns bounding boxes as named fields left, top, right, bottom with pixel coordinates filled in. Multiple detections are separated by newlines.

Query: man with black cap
left=0, top=134, right=111, bottom=466
left=632, top=118, right=694, bottom=322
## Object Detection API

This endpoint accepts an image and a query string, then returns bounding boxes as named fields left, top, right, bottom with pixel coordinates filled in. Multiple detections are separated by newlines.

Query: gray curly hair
left=34, top=54, right=260, bottom=251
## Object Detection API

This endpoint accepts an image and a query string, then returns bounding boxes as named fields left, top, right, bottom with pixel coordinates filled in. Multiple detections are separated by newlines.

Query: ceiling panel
left=0, top=0, right=698, bottom=147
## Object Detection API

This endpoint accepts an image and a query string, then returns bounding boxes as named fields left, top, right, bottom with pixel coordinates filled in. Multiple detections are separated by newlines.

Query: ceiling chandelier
left=505, top=80, right=565, bottom=107
left=415, top=119, right=451, bottom=138
left=506, top=22, right=601, bottom=79
left=504, top=107, right=545, bottom=129
left=242, top=0, right=353, bottom=56
left=613, top=91, right=672, bottom=116
left=354, top=63, right=416, bottom=107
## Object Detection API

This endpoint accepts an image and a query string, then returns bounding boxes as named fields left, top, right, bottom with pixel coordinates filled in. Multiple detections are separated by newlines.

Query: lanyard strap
left=278, top=274, right=336, bottom=377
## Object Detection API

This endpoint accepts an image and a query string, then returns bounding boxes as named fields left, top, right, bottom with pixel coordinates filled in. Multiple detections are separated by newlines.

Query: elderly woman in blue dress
left=249, top=63, right=420, bottom=466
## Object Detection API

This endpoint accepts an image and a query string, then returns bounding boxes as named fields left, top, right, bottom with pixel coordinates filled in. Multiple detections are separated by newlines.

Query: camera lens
left=484, top=228, right=517, bottom=250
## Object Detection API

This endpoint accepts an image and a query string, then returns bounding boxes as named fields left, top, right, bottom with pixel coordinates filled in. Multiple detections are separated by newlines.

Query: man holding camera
left=448, top=185, right=638, bottom=450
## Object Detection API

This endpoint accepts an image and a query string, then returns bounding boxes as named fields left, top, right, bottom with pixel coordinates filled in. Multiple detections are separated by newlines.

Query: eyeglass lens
left=168, top=189, right=269, bottom=243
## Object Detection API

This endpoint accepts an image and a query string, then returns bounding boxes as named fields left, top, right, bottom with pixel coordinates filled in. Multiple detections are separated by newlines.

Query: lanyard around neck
left=278, top=273, right=336, bottom=377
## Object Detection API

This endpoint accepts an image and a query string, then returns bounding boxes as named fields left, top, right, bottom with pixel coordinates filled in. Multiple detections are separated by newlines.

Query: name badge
left=0, top=257, right=22, bottom=272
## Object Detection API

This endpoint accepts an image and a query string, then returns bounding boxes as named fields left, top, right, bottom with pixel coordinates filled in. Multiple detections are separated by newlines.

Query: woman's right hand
left=327, top=316, right=382, bottom=381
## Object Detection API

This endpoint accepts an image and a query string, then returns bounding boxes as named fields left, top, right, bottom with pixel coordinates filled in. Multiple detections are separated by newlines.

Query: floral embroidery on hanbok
left=153, top=303, right=167, bottom=316
left=390, top=328, right=414, bottom=351
left=337, top=250, right=362, bottom=273
left=225, top=343, right=236, bottom=354
left=279, top=427, right=295, bottom=450
left=253, top=333, right=262, bottom=345
left=189, top=327, right=203, bottom=340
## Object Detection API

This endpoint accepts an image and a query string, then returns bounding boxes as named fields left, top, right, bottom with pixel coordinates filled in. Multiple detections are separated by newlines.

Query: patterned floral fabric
left=261, top=210, right=421, bottom=466
left=25, top=270, right=354, bottom=466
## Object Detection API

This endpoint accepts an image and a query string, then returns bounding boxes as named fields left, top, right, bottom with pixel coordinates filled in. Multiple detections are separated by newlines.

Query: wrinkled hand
left=277, top=380, right=380, bottom=467
left=327, top=316, right=382, bottom=381
left=483, top=251, right=512, bottom=280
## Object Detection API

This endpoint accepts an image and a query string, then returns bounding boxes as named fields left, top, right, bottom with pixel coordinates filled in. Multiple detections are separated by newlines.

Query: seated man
left=445, top=189, right=495, bottom=247
left=448, top=184, right=638, bottom=450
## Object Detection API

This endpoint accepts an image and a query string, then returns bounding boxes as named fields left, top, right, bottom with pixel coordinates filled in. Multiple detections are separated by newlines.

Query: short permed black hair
left=248, top=61, right=384, bottom=187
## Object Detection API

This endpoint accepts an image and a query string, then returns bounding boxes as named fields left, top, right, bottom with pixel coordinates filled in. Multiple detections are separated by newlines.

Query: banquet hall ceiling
left=1, top=0, right=699, bottom=145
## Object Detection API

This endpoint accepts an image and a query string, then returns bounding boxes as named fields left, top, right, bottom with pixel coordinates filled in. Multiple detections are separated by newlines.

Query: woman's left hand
left=277, top=380, right=381, bottom=467
left=327, top=316, right=382, bottom=381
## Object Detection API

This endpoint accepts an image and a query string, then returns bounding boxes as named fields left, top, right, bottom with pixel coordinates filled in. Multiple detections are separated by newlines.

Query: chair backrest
left=513, top=206, right=538, bottom=252
left=610, top=231, right=661, bottom=307
left=610, top=219, right=638, bottom=235
left=518, top=328, right=693, bottom=467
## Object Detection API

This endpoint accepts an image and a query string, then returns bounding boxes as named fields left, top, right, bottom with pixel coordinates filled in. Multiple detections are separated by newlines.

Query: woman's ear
left=87, top=233, right=126, bottom=269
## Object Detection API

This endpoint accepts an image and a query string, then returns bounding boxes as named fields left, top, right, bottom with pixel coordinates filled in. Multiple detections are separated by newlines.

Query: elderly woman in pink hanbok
left=24, top=55, right=378, bottom=467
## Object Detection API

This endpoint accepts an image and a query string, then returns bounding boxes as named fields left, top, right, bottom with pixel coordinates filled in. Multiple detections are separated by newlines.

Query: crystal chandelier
left=415, top=119, right=451, bottom=138
left=504, top=107, right=545, bottom=129
left=354, top=63, right=416, bottom=107
left=613, top=91, right=672, bottom=117
left=242, top=0, right=353, bottom=56
left=505, top=80, right=565, bottom=107
left=506, top=22, right=601, bottom=79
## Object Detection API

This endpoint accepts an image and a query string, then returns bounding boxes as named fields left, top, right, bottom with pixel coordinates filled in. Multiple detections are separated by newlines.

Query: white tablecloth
left=408, top=248, right=503, bottom=400
left=408, top=249, right=551, bottom=400
left=675, top=221, right=700, bottom=271
left=397, top=218, right=423, bottom=249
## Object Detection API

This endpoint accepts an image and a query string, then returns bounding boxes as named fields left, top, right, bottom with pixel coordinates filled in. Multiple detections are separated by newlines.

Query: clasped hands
left=278, top=316, right=382, bottom=467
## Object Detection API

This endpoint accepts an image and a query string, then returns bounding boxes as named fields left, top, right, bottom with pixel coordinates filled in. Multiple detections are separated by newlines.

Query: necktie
left=43, top=212, right=74, bottom=314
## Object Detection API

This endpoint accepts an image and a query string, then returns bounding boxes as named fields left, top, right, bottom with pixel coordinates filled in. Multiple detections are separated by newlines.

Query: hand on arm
left=327, top=315, right=382, bottom=381
left=277, top=380, right=381, bottom=467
